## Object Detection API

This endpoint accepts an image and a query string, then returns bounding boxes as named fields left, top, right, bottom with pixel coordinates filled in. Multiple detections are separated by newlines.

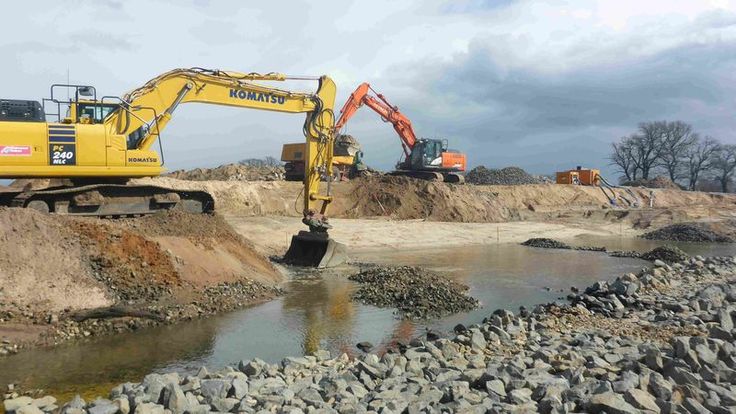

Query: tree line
left=610, top=121, right=736, bottom=192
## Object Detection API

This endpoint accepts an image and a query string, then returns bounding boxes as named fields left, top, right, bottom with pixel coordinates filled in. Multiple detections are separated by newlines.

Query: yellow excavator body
left=0, top=68, right=346, bottom=267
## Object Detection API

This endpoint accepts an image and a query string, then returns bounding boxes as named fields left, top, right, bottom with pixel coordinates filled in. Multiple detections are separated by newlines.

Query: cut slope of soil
left=0, top=208, right=282, bottom=352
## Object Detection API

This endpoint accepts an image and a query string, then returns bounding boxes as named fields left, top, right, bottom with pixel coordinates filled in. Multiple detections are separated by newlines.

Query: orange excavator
left=335, top=83, right=467, bottom=183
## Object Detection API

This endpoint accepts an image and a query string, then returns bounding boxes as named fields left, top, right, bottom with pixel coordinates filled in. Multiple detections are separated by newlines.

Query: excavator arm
left=105, top=68, right=336, bottom=216
left=334, top=82, right=417, bottom=159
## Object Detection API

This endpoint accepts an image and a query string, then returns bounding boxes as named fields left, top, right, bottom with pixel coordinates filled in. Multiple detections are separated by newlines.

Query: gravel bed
left=521, top=238, right=694, bottom=265
left=6, top=256, right=736, bottom=413
left=521, top=238, right=573, bottom=249
left=466, top=166, right=540, bottom=185
left=640, top=246, right=690, bottom=263
left=642, top=223, right=735, bottom=243
left=348, top=266, right=478, bottom=319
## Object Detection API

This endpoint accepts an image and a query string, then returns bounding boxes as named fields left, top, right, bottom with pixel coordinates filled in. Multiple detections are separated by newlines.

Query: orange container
left=556, top=168, right=600, bottom=185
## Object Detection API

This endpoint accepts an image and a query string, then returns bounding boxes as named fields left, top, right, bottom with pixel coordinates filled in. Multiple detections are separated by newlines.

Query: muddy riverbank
left=0, top=209, right=283, bottom=357
left=6, top=250, right=736, bottom=413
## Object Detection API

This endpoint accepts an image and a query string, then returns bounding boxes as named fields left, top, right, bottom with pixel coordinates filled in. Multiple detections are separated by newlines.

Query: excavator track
left=388, top=170, right=444, bottom=181
left=0, top=184, right=214, bottom=217
left=388, top=170, right=465, bottom=183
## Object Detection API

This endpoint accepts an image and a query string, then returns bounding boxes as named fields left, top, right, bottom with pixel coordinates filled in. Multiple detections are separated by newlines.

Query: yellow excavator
left=0, top=68, right=346, bottom=267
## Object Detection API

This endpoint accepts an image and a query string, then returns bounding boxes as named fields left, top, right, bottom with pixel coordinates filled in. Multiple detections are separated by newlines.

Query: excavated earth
left=0, top=208, right=282, bottom=356
left=133, top=175, right=736, bottom=226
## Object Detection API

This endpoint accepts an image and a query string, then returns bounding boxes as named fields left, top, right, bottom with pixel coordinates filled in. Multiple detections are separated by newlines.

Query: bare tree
left=658, top=121, right=698, bottom=183
left=629, top=121, right=667, bottom=180
left=610, top=140, right=638, bottom=182
left=711, top=144, right=736, bottom=193
left=685, top=137, right=719, bottom=191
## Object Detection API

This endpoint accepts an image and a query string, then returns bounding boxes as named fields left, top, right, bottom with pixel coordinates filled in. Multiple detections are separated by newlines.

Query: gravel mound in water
left=348, top=266, right=478, bottom=319
left=466, top=166, right=539, bottom=185
left=640, top=245, right=689, bottom=263
left=521, top=238, right=572, bottom=249
left=642, top=223, right=735, bottom=243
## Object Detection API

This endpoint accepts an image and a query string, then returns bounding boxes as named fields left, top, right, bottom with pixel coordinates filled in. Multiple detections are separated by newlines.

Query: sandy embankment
left=0, top=209, right=282, bottom=352
left=135, top=176, right=736, bottom=255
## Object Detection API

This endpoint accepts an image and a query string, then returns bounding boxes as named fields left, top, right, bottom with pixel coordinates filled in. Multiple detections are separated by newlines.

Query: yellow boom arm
left=107, top=68, right=336, bottom=215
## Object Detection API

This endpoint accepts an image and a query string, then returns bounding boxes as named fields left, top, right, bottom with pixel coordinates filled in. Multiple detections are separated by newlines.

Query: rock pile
left=11, top=255, right=736, bottom=413
left=640, top=246, right=690, bottom=263
left=521, top=238, right=692, bottom=264
left=348, top=266, right=478, bottom=319
left=466, top=166, right=540, bottom=186
left=621, top=175, right=680, bottom=189
left=643, top=223, right=735, bottom=243
left=167, top=164, right=284, bottom=182
left=521, top=238, right=572, bottom=249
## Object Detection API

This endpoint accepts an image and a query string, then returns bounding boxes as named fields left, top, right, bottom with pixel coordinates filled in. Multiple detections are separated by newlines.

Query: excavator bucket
left=283, top=231, right=348, bottom=268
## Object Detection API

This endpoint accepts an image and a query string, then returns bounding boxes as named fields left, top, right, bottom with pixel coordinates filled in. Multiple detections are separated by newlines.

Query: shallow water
left=1, top=237, right=734, bottom=400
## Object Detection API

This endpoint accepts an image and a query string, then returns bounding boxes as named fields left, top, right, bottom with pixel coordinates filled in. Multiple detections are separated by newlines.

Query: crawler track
left=0, top=183, right=214, bottom=217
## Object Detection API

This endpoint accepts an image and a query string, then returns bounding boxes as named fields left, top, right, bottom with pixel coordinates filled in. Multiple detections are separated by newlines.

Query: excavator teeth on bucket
left=283, top=231, right=348, bottom=268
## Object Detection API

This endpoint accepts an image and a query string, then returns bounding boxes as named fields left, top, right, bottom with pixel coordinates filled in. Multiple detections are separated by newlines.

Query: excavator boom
left=335, top=83, right=417, bottom=159
left=334, top=82, right=466, bottom=182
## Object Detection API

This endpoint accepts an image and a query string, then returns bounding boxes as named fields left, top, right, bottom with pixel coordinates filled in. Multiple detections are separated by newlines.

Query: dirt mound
left=466, top=166, right=540, bottom=185
left=342, top=175, right=516, bottom=222
left=167, top=163, right=284, bottom=181
left=0, top=208, right=111, bottom=313
left=640, top=246, right=690, bottom=263
left=0, top=208, right=282, bottom=349
left=348, top=265, right=478, bottom=319
left=642, top=222, right=735, bottom=243
left=622, top=175, right=680, bottom=189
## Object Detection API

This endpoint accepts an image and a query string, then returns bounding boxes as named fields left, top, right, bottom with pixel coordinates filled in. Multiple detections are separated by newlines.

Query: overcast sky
left=3, top=0, right=735, bottom=177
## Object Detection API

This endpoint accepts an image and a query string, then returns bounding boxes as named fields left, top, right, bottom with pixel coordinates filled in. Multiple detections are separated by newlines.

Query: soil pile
left=348, top=266, right=478, bottom=319
left=466, top=166, right=539, bottom=185
left=642, top=222, right=735, bottom=243
left=622, top=175, right=680, bottom=189
left=167, top=163, right=284, bottom=181
left=640, top=245, right=690, bottom=263
left=0, top=208, right=281, bottom=351
left=343, top=175, right=516, bottom=222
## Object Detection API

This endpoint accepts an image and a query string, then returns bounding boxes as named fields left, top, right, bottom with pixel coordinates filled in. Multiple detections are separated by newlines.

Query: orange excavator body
left=335, top=83, right=467, bottom=181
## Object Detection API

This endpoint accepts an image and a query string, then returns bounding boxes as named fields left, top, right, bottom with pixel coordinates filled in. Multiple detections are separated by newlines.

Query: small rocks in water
left=356, top=341, right=373, bottom=352
left=640, top=245, right=689, bottom=263
left=348, top=265, right=478, bottom=319
left=642, top=222, right=735, bottom=243
left=521, top=238, right=572, bottom=249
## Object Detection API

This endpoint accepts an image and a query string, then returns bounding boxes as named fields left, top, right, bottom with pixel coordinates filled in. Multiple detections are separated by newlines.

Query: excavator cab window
left=77, top=103, right=118, bottom=124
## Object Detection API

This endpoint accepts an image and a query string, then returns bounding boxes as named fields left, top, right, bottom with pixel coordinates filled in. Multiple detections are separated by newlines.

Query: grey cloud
left=370, top=28, right=736, bottom=176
